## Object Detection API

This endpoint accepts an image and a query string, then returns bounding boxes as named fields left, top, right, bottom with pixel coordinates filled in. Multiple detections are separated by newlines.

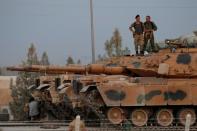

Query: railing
left=0, top=115, right=195, bottom=131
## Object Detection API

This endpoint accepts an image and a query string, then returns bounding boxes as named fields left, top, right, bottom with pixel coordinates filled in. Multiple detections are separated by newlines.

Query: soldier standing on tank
left=129, top=14, right=144, bottom=55
left=144, top=16, right=157, bottom=52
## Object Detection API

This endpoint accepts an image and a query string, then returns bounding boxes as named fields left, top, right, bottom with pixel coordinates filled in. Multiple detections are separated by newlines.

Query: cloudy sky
left=0, top=0, right=197, bottom=66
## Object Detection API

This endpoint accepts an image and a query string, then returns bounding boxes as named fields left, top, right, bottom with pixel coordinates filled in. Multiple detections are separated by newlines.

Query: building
left=0, top=76, right=16, bottom=120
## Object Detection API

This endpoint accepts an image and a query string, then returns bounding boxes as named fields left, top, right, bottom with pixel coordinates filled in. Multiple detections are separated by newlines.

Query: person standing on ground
left=28, top=97, right=40, bottom=121
left=144, top=15, right=157, bottom=52
left=129, top=14, right=144, bottom=55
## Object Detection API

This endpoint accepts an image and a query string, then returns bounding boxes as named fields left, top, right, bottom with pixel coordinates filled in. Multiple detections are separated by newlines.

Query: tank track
left=78, top=91, right=197, bottom=130
left=82, top=101, right=197, bottom=130
left=90, top=126, right=197, bottom=131
left=133, top=126, right=197, bottom=131
left=1, top=122, right=197, bottom=131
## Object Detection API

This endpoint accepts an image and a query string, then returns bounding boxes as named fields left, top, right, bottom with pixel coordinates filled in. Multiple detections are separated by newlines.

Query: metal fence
left=0, top=115, right=196, bottom=131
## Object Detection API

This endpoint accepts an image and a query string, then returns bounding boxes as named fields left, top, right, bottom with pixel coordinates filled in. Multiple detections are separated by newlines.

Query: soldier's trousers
left=133, top=34, right=144, bottom=53
left=144, top=33, right=155, bottom=52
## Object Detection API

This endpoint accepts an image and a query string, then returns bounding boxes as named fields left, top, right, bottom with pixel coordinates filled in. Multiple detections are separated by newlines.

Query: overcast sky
left=0, top=0, right=197, bottom=66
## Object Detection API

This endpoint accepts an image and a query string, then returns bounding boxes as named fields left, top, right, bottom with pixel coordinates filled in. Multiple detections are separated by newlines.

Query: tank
left=7, top=47, right=197, bottom=127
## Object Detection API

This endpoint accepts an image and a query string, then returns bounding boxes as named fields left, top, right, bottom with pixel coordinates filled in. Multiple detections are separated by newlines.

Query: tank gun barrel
left=7, top=65, right=86, bottom=74
left=7, top=64, right=126, bottom=75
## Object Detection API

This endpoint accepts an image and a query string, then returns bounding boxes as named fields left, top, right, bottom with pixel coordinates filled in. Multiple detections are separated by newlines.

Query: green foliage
left=2, top=108, right=8, bottom=113
left=77, top=59, right=81, bottom=64
left=66, top=56, right=75, bottom=65
left=122, top=46, right=131, bottom=56
left=27, top=43, right=39, bottom=65
left=112, top=28, right=122, bottom=56
left=104, top=40, right=113, bottom=57
left=97, top=54, right=105, bottom=61
left=9, top=43, right=40, bottom=120
left=104, top=28, right=125, bottom=57
left=41, top=51, right=50, bottom=65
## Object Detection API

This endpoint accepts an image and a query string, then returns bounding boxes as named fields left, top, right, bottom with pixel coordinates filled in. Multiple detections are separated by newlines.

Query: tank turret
left=122, top=48, right=197, bottom=78
left=7, top=48, right=197, bottom=78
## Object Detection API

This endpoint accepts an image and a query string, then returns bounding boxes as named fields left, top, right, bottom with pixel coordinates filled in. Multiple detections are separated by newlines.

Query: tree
left=0, top=67, right=2, bottom=75
left=9, top=43, right=40, bottom=120
left=112, top=28, right=122, bottom=56
left=41, top=51, right=50, bottom=65
left=122, top=46, right=131, bottom=55
left=194, top=31, right=197, bottom=36
left=97, top=54, right=103, bottom=61
left=77, top=59, right=81, bottom=64
left=97, top=54, right=106, bottom=61
left=66, top=56, right=75, bottom=65
left=104, top=40, right=113, bottom=57
left=27, top=43, right=39, bottom=65
left=104, top=28, right=123, bottom=57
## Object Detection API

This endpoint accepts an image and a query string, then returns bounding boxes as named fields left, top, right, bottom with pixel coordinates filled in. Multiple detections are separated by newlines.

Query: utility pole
left=89, top=0, right=95, bottom=63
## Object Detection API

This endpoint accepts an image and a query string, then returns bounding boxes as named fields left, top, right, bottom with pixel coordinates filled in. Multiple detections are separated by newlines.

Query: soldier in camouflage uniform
left=144, top=16, right=157, bottom=52
left=129, top=15, right=144, bottom=55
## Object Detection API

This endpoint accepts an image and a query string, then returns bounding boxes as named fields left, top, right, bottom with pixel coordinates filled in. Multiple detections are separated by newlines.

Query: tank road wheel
left=156, top=109, right=173, bottom=126
left=107, top=107, right=124, bottom=124
left=131, top=109, right=148, bottom=126
left=178, top=108, right=196, bottom=126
